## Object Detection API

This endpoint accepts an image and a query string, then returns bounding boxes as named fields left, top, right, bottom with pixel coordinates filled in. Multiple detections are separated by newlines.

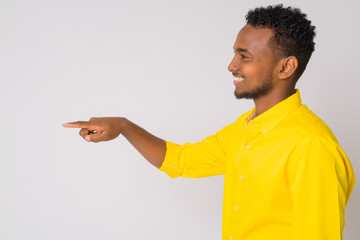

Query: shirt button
left=230, top=236, right=232, bottom=239
left=240, top=176, right=243, bottom=180
left=246, top=145, right=250, bottom=149
left=263, top=129, right=267, bottom=133
left=235, top=206, right=238, bottom=211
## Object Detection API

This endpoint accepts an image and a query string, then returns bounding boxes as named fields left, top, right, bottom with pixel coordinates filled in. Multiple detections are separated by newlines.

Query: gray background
left=0, top=0, right=359, bottom=239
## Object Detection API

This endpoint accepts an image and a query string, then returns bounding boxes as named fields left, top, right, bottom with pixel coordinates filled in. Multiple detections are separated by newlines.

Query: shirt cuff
left=158, top=141, right=183, bottom=178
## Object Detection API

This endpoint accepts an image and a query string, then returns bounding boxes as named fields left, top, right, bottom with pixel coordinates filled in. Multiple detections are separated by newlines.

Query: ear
left=277, top=56, right=298, bottom=80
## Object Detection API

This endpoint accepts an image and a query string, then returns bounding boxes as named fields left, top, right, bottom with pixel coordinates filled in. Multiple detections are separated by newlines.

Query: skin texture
left=63, top=24, right=299, bottom=167
left=230, top=25, right=276, bottom=100
left=229, top=24, right=298, bottom=118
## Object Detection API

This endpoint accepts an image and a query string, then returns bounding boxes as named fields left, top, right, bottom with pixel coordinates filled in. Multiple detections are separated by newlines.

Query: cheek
left=243, top=61, right=273, bottom=83
left=242, top=64, right=261, bottom=82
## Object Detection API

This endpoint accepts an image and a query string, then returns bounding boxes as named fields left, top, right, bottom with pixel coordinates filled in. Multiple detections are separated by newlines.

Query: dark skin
left=229, top=24, right=298, bottom=117
left=63, top=24, right=299, bottom=168
left=63, top=117, right=167, bottom=168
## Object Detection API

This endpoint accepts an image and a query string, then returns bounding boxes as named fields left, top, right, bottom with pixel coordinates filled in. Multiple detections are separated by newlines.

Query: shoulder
left=285, top=106, right=348, bottom=170
left=284, top=104, right=339, bottom=144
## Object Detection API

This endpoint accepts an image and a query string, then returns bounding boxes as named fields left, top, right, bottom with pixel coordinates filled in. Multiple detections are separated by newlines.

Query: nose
left=228, top=55, right=238, bottom=73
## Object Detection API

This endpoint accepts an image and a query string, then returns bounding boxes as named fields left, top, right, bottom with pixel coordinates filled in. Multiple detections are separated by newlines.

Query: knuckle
left=79, top=129, right=87, bottom=138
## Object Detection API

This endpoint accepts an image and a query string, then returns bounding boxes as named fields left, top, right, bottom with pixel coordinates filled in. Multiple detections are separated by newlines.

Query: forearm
left=121, top=119, right=166, bottom=168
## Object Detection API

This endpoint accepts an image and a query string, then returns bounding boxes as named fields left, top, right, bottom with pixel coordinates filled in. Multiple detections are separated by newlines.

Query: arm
left=159, top=122, right=235, bottom=178
left=288, top=138, right=355, bottom=240
left=63, top=117, right=166, bottom=168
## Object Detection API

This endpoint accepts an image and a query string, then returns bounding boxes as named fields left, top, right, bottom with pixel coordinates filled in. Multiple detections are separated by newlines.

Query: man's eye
left=240, top=54, right=248, bottom=59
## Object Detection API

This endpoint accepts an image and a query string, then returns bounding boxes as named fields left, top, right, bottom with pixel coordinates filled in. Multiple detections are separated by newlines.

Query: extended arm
left=63, top=117, right=166, bottom=168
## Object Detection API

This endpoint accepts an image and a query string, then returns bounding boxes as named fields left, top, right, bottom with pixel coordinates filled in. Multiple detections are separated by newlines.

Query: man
left=63, top=4, right=355, bottom=240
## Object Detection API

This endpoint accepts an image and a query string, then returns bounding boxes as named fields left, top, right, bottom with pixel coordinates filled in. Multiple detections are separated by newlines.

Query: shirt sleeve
left=287, top=137, right=355, bottom=240
left=158, top=122, right=236, bottom=178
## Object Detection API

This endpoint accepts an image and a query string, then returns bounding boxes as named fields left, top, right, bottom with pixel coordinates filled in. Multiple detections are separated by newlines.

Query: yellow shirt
left=159, top=90, right=355, bottom=240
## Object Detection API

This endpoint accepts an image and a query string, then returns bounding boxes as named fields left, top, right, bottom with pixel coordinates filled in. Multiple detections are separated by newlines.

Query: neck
left=252, top=87, right=295, bottom=118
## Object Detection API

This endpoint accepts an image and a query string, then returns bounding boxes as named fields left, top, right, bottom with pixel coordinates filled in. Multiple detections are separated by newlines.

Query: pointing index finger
left=63, top=121, right=91, bottom=129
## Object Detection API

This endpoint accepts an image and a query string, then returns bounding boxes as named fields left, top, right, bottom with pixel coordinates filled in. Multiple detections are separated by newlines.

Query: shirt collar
left=244, top=89, right=302, bottom=132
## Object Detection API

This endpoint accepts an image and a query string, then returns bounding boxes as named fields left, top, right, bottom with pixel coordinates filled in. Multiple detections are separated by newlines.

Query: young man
left=64, top=5, right=355, bottom=240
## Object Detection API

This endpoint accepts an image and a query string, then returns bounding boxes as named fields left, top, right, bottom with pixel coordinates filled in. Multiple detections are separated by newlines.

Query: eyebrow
left=234, top=47, right=251, bottom=54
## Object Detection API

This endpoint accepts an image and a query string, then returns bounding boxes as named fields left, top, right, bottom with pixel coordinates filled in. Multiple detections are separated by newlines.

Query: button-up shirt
left=159, top=90, right=355, bottom=240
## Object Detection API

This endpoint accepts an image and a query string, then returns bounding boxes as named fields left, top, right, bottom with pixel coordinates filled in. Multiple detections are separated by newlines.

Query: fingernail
left=85, top=136, right=91, bottom=142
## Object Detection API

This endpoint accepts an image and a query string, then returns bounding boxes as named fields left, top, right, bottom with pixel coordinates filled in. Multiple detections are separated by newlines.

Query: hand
left=63, top=117, right=127, bottom=143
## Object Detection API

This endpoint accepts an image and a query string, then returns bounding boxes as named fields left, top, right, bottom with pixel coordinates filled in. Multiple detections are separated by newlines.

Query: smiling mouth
left=233, top=76, right=245, bottom=85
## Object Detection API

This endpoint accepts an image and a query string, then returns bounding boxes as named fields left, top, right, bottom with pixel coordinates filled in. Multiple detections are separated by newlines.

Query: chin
left=234, top=90, right=253, bottom=99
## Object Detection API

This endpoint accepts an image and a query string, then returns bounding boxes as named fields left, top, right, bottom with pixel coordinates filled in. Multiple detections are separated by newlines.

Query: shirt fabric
left=159, top=90, right=355, bottom=240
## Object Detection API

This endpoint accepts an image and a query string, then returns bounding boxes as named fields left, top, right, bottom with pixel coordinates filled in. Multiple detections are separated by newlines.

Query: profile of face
left=228, top=24, right=278, bottom=99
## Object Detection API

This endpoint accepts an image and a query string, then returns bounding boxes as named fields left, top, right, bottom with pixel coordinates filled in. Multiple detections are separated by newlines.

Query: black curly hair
left=246, top=4, right=316, bottom=82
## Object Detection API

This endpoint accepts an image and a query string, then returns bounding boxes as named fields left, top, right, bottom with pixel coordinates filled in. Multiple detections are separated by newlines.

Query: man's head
left=246, top=4, right=316, bottom=83
left=229, top=4, right=316, bottom=100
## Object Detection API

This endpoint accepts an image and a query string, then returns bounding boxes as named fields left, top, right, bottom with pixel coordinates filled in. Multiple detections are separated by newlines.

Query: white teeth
left=234, top=77, right=244, bottom=82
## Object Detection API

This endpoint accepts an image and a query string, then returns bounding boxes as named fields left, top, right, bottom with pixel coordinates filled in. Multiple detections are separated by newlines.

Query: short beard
left=234, top=72, right=274, bottom=100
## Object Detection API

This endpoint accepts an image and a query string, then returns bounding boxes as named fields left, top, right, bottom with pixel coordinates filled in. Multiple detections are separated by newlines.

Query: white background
left=1, top=0, right=359, bottom=239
